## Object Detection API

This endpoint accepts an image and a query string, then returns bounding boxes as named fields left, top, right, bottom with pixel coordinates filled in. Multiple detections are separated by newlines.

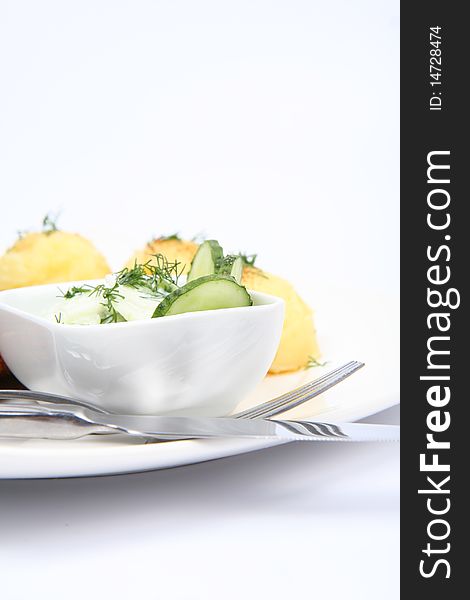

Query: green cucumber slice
left=152, top=275, right=252, bottom=317
left=217, top=255, right=244, bottom=284
left=187, top=240, right=224, bottom=281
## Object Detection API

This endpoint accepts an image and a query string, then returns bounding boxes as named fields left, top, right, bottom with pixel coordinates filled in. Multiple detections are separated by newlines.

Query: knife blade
left=0, top=403, right=400, bottom=441
left=99, top=412, right=400, bottom=442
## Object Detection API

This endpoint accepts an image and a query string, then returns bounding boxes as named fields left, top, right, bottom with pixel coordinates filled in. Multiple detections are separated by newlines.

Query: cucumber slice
left=217, top=255, right=244, bottom=284
left=153, top=275, right=252, bottom=317
left=187, top=240, right=223, bottom=281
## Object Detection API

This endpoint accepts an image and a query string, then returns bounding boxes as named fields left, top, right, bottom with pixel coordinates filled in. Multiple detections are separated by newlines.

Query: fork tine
left=255, top=362, right=363, bottom=419
left=233, top=361, right=364, bottom=419
left=256, top=361, right=362, bottom=416
left=257, top=361, right=359, bottom=412
left=249, top=361, right=363, bottom=419
left=247, top=362, right=357, bottom=415
left=234, top=361, right=362, bottom=419
left=234, top=363, right=355, bottom=419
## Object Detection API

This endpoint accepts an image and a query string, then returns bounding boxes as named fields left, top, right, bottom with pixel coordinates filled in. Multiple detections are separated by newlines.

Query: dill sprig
left=158, top=233, right=181, bottom=241
left=305, top=356, right=328, bottom=370
left=90, top=284, right=124, bottom=324
left=145, top=253, right=183, bottom=293
left=148, top=233, right=181, bottom=244
left=42, top=213, right=60, bottom=235
left=239, top=253, right=258, bottom=267
left=114, top=263, right=152, bottom=290
left=62, top=285, right=91, bottom=299
left=59, top=254, right=183, bottom=323
left=15, top=212, right=60, bottom=242
left=220, top=255, right=238, bottom=268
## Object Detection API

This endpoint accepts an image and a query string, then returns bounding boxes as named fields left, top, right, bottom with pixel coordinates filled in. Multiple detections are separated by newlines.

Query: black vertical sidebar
left=401, top=1, right=465, bottom=595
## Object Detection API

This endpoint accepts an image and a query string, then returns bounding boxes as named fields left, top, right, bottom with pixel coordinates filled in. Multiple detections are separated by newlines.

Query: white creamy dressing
left=112, top=285, right=162, bottom=322
left=49, top=284, right=165, bottom=325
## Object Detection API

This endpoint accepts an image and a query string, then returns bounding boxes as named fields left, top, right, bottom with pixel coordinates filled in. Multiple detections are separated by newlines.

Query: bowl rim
left=0, top=279, right=284, bottom=331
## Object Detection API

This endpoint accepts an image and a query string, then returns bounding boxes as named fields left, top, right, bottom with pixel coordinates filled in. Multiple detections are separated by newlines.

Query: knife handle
left=0, top=403, right=113, bottom=440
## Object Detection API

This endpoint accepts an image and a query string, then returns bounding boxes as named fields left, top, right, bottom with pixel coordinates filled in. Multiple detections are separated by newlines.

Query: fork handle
left=0, top=389, right=109, bottom=413
left=0, top=404, right=114, bottom=440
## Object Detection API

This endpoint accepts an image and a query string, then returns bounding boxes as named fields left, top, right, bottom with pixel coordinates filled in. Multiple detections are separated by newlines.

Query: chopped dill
left=62, top=285, right=91, bottom=299
left=96, top=287, right=124, bottom=324
left=220, top=255, right=238, bottom=267
left=158, top=233, right=181, bottom=241
left=148, top=233, right=181, bottom=244
left=59, top=254, right=183, bottom=323
left=239, top=253, right=258, bottom=268
left=305, top=356, right=328, bottom=370
left=42, top=213, right=60, bottom=235
left=15, top=212, right=60, bottom=242
left=150, top=253, right=184, bottom=291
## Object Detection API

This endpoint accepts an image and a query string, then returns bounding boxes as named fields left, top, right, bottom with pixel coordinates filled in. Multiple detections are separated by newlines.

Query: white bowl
left=0, top=281, right=284, bottom=416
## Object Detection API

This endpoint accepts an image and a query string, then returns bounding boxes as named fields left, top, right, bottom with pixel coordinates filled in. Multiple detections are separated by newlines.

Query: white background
left=0, top=1, right=399, bottom=598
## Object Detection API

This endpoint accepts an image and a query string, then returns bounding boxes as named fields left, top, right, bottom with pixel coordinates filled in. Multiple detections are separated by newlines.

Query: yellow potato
left=0, top=231, right=110, bottom=291
left=242, top=267, right=320, bottom=374
left=126, top=237, right=199, bottom=276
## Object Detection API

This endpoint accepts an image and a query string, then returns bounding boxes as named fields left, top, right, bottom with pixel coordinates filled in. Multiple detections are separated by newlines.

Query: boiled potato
left=0, top=231, right=110, bottom=290
left=126, top=237, right=198, bottom=275
left=242, top=266, right=320, bottom=374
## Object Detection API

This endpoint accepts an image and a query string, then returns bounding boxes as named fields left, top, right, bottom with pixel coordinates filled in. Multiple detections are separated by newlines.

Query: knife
left=0, top=403, right=399, bottom=442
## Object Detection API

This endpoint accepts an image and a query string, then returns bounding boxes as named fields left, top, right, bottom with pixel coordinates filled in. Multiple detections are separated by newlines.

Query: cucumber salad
left=51, top=241, right=252, bottom=325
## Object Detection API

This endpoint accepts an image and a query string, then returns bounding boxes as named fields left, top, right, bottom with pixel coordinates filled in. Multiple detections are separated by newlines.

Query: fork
left=0, top=361, right=364, bottom=421
left=234, top=360, right=363, bottom=419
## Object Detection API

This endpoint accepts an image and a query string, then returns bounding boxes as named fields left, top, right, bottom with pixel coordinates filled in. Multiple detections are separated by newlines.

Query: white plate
left=0, top=285, right=399, bottom=479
